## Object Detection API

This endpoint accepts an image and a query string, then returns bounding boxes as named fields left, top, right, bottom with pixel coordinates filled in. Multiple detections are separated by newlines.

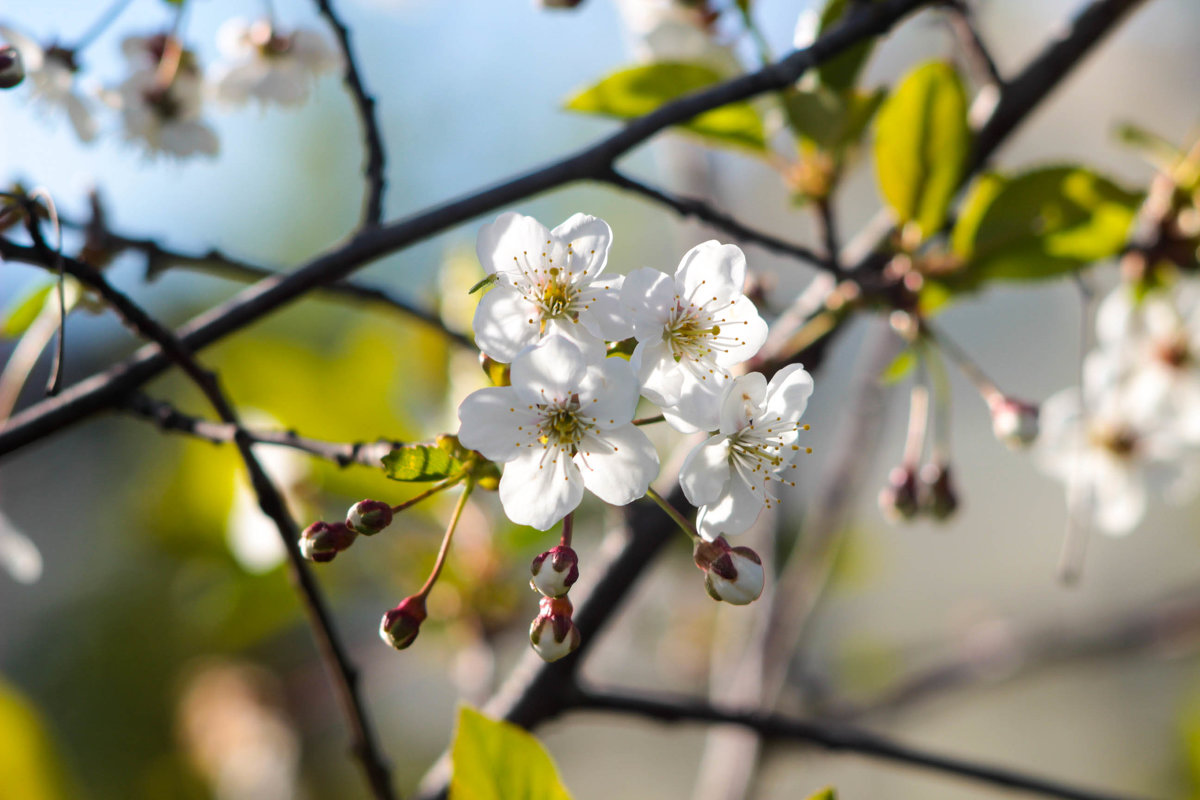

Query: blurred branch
left=813, top=196, right=842, bottom=271
left=598, top=169, right=831, bottom=270
left=11, top=225, right=398, bottom=800
left=940, top=0, right=1004, bottom=87
left=121, top=393, right=403, bottom=468
left=570, top=686, right=1148, bottom=800
left=0, top=0, right=931, bottom=459
left=313, top=0, right=388, bottom=227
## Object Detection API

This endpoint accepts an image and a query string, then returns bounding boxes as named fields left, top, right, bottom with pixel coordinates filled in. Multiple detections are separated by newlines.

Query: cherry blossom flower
left=679, top=365, right=814, bottom=540
left=472, top=212, right=628, bottom=363
left=457, top=336, right=659, bottom=530
left=106, top=35, right=218, bottom=158
left=0, top=26, right=97, bottom=141
left=1036, top=354, right=1198, bottom=536
left=621, top=240, right=767, bottom=432
left=614, top=0, right=738, bottom=74
left=213, top=18, right=340, bottom=108
left=1094, top=281, right=1200, bottom=442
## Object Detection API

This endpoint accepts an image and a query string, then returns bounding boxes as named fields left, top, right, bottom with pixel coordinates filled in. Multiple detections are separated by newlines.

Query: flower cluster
left=1036, top=280, right=1200, bottom=535
left=0, top=17, right=338, bottom=158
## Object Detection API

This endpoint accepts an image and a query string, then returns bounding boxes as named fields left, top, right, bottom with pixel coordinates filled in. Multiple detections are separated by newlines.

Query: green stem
left=390, top=475, right=463, bottom=514
left=646, top=486, right=699, bottom=541
left=416, top=478, right=474, bottom=598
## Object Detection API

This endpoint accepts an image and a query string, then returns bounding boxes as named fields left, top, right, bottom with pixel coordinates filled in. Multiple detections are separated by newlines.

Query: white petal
left=65, top=94, right=97, bottom=143
left=622, top=267, right=676, bottom=340
left=719, top=372, right=767, bottom=435
left=457, top=387, right=536, bottom=462
left=542, top=317, right=607, bottom=363
left=577, top=356, right=639, bottom=428
left=679, top=435, right=732, bottom=507
left=1091, top=460, right=1146, bottom=536
left=696, top=474, right=764, bottom=540
left=473, top=286, right=540, bottom=362
left=763, top=364, right=815, bottom=423
left=499, top=449, right=584, bottom=530
left=577, top=275, right=632, bottom=341
left=576, top=426, right=659, bottom=506
left=510, top=336, right=587, bottom=406
left=0, top=26, right=45, bottom=71
left=0, top=513, right=42, bottom=584
left=551, top=213, right=611, bottom=278
left=710, top=294, right=768, bottom=367
left=1095, top=284, right=1137, bottom=346
left=676, top=241, right=746, bottom=303
left=633, top=338, right=684, bottom=407
left=476, top=212, right=553, bottom=277
left=666, top=376, right=725, bottom=433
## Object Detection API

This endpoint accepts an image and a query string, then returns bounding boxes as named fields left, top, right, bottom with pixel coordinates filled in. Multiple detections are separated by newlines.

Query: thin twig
left=313, top=0, right=387, bottom=227
left=813, top=196, right=842, bottom=272
left=121, top=393, right=403, bottom=468
left=600, top=168, right=831, bottom=272
left=940, top=0, right=1005, bottom=87
left=16, top=231, right=397, bottom=800
left=571, top=686, right=1149, bottom=800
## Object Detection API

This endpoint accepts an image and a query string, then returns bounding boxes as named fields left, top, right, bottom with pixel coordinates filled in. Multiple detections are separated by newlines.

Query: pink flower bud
left=878, top=466, right=920, bottom=523
left=693, top=536, right=765, bottom=605
left=299, top=521, right=357, bottom=563
left=346, top=499, right=393, bottom=536
left=379, top=594, right=428, bottom=650
left=529, top=596, right=580, bottom=662
left=988, top=396, right=1039, bottom=448
left=529, top=545, right=579, bottom=598
left=920, top=463, right=959, bottom=521
left=0, top=46, right=24, bottom=89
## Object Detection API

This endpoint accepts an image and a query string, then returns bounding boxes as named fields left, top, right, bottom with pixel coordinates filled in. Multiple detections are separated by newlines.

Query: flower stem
left=153, top=3, right=191, bottom=91
left=416, top=478, right=475, bottom=599
left=922, top=341, right=953, bottom=465
left=902, top=362, right=930, bottom=468
left=922, top=322, right=1002, bottom=406
left=390, top=476, right=462, bottom=515
left=646, top=486, right=700, bottom=541
left=72, top=0, right=137, bottom=53
left=560, top=512, right=573, bottom=548
left=633, top=415, right=665, bottom=427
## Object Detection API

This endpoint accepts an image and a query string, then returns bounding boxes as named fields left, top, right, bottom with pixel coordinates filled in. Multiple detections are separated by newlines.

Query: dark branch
left=313, top=0, right=388, bottom=227
left=571, top=687, right=1150, bottom=800
left=940, top=0, right=1005, bottom=87
left=14, top=233, right=397, bottom=800
left=121, top=393, right=403, bottom=468
left=0, top=0, right=930, bottom=460
left=598, top=169, right=831, bottom=271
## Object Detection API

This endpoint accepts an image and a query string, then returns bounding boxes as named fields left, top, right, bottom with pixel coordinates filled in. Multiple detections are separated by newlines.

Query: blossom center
left=536, top=393, right=591, bottom=455
left=1154, top=333, right=1191, bottom=368
left=1090, top=424, right=1138, bottom=458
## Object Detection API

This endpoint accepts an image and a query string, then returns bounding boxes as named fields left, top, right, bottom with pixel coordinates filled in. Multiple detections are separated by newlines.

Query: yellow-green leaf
left=3, top=283, right=55, bottom=338
left=880, top=349, right=916, bottom=384
left=0, top=678, right=72, bottom=800
left=565, top=62, right=767, bottom=152
left=450, top=706, right=573, bottom=800
left=787, top=86, right=884, bottom=153
left=873, top=61, right=969, bottom=241
left=805, top=788, right=837, bottom=800
left=382, top=444, right=464, bottom=482
left=951, top=166, right=1142, bottom=283
left=814, top=0, right=874, bottom=91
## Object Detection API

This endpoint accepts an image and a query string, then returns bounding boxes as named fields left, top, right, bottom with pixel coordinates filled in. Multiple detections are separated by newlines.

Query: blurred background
left=1, top=0, right=1199, bottom=797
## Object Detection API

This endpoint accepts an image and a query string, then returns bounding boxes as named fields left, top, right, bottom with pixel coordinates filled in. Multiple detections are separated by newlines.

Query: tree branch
left=14, top=233, right=397, bottom=800
left=571, top=686, right=1149, bottom=800
left=0, top=0, right=931, bottom=460
left=940, top=0, right=1004, bottom=88
left=313, top=0, right=387, bottom=227
left=121, top=392, right=403, bottom=468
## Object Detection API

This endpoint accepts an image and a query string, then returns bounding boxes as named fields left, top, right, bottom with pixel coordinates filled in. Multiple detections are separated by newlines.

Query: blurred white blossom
left=0, top=507, right=41, bottom=584
left=214, top=18, right=340, bottom=108
left=0, top=26, right=97, bottom=141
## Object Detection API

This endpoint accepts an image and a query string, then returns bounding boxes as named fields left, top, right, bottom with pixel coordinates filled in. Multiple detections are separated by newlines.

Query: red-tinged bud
left=530, top=545, right=579, bottom=598
left=299, top=521, right=357, bottom=563
left=878, top=466, right=920, bottom=523
left=346, top=499, right=393, bottom=536
left=0, top=46, right=23, bottom=89
left=693, top=536, right=765, bottom=605
left=379, top=594, right=427, bottom=650
left=529, top=596, right=580, bottom=662
left=920, top=463, right=959, bottom=521
left=988, top=396, right=1039, bottom=449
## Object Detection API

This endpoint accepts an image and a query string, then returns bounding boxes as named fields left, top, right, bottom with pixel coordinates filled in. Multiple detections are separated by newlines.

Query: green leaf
left=3, top=282, right=54, bottom=338
left=805, top=789, right=837, bottom=800
left=951, top=166, right=1142, bottom=283
left=382, top=444, right=464, bottom=482
left=0, top=678, right=72, bottom=799
left=880, top=349, right=916, bottom=384
left=565, top=62, right=767, bottom=152
left=873, top=61, right=970, bottom=241
left=788, top=86, right=884, bottom=153
left=1114, top=122, right=1183, bottom=174
left=450, top=706, right=573, bottom=800
left=814, top=0, right=875, bottom=91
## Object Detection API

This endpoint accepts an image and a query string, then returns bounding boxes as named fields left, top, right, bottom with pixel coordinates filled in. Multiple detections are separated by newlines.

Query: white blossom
left=213, top=18, right=340, bottom=108
left=0, top=27, right=97, bottom=141
left=1036, top=353, right=1198, bottom=536
left=106, top=35, right=218, bottom=158
left=472, top=212, right=629, bottom=363
left=622, top=240, right=767, bottom=432
left=614, top=0, right=738, bottom=74
left=679, top=365, right=814, bottom=540
left=0, top=507, right=41, bottom=584
left=457, top=336, right=659, bottom=530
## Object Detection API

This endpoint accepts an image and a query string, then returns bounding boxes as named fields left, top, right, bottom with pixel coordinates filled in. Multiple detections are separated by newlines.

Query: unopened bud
left=693, top=536, right=765, bottom=605
left=379, top=594, right=428, bottom=650
left=529, top=596, right=580, bottom=662
left=920, top=463, right=959, bottom=521
left=530, top=545, right=579, bottom=598
left=988, top=396, right=1039, bottom=448
left=0, top=46, right=24, bottom=89
left=347, top=499, right=393, bottom=535
left=299, top=521, right=357, bottom=563
left=879, top=466, right=920, bottom=523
